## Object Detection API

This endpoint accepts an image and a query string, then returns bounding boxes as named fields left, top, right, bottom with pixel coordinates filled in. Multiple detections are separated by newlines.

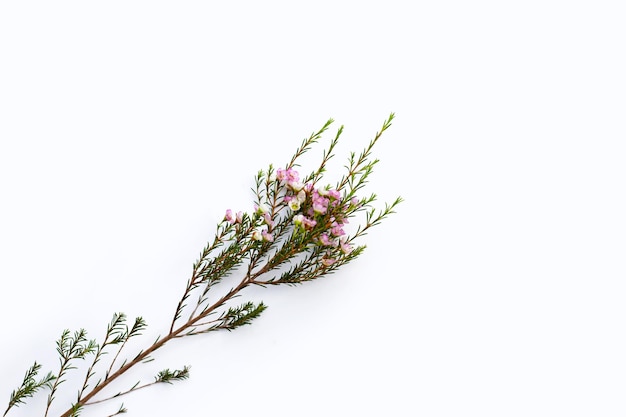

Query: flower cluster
left=224, top=165, right=361, bottom=268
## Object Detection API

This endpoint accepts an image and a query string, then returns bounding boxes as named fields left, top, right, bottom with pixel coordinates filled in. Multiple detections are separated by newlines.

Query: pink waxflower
left=340, top=241, right=353, bottom=255
left=312, top=191, right=329, bottom=215
left=328, top=189, right=341, bottom=200
left=276, top=168, right=287, bottom=182
left=288, top=181, right=304, bottom=192
left=312, top=201, right=328, bottom=215
left=321, top=258, right=336, bottom=267
left=286, top=169, right=299, bottom=184
left=251, top=230, right=263, bottom=241
left=319, top=233, right=333, bottom=246
left=236, top=211, right=243, bottom=223
left=302, top=216, right=317, bottom=229
left=294, top=214, right=316, bottom=230
left=331, top=222, right=345, bottom=237
left=276, top=168, right=300, bottom=187
left=293, top=214, right=305, bottom=226
left=262, top=230, right=274, bottom=242
left=254, top=203, right=269, bottom=215
left=296, top=190, right=306, bottom=203
left=263, top=213, right=275, bottom=230
left=288, top=199, right=301, bottom=211
left=224, top=209, right=236, bottom=224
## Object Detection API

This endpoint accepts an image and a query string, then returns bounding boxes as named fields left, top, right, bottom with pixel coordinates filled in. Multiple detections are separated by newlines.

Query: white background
left=1, top=1, right=625, bottom=416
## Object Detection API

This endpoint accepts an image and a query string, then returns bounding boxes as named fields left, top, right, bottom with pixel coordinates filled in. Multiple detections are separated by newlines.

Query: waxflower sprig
left=3, top=114, right=402, bottom=417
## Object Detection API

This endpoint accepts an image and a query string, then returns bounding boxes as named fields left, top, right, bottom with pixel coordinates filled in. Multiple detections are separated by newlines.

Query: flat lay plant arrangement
left=4, top=114, right=401, bottom=417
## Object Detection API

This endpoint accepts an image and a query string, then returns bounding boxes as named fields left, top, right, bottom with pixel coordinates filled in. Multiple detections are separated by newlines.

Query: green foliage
left=3, top=362, right=55, bottom=417
left=219, top=302, right=267, bottom=331
left=46, top=329, right=98, bottom=417
left=155, top=367, right=190, bottom=384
